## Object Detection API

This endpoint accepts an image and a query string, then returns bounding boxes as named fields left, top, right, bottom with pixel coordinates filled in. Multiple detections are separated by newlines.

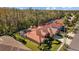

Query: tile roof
left=25, top=19, right=64, bottom=43
left=26, top=28, right=45, bottom=43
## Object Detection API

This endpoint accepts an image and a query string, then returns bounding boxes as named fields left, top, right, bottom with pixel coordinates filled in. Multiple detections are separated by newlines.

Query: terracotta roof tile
left=25, top=19, right=64, bottom=43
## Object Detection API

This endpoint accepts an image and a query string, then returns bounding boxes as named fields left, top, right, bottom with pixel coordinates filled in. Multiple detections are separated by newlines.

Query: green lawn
left=14, top=33, right=61, bottom=51
left=67, top=27, right=74, bottom=32
left=50, top=40, right=61, bottom=51
left=50, top=44, right=60, bottom=51
left=25, top=39, right=39, bottom=51
left=60, top=44, right=69, bottom=51
left=60, top=45, right=66, bottom=51
left=14, top=33, right=39, bottom=51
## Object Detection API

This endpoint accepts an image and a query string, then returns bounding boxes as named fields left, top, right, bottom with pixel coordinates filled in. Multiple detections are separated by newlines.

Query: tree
left=0, top=8, right=79, bottom=37
left=39, top=34, right=52, bottom=51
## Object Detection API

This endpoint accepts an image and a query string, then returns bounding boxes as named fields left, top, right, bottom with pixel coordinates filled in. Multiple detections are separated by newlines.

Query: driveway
left=68, top=31, right=79, bottom=51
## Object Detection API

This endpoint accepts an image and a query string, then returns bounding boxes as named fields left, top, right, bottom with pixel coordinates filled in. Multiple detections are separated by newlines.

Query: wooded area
left=0, top=7, right=79, bottom=36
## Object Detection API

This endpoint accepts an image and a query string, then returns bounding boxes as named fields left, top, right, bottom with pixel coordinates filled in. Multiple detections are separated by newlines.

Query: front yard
left=25, top=39, right=39, bottom=51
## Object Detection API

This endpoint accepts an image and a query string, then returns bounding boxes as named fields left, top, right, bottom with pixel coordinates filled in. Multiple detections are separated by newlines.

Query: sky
left=0, top=0, right=79, bottom=10
left=16, top=7, right=79, bottom=10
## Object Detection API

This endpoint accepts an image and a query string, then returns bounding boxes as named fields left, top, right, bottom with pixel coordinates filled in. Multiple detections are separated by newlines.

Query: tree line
left=0, top=7, right=79, bottom=36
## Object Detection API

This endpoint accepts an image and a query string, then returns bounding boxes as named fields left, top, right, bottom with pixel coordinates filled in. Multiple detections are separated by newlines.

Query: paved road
left=68, top=31, right=79, bottom=51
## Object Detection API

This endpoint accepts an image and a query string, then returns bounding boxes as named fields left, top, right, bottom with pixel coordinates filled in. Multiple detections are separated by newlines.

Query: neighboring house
left=68, top=16, right=75, bottom=22
left=24, top=19, right=64, bottom=44
left=0, top=36, right=31, bottom=51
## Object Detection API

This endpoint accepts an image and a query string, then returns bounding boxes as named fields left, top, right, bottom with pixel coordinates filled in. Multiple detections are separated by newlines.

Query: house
left=24, top=19, right=64, bottom=44
left=68, top=15, right=75, bottom=22
left=25, top=26, right=58, bottom=44
left=0, top=36, right=31, bottom=51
